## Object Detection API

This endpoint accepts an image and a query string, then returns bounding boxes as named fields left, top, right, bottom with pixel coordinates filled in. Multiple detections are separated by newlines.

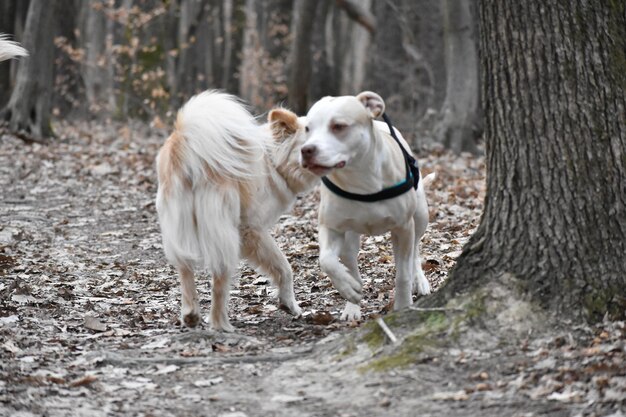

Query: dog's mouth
left=303, top=161, right=346, bottom=176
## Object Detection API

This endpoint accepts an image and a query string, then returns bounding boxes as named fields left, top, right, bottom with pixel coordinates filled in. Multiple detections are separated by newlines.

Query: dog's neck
left=325, top=123, right=406, bottom=194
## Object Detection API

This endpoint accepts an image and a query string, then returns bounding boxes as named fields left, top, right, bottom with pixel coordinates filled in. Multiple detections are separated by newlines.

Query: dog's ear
left=356, top=91, right=385, bottom=119
left=268, top=108, right=299, bottom=140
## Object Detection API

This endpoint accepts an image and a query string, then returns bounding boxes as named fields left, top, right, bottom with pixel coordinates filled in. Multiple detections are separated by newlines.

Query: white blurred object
left=0, top=34, right=28, bottom=62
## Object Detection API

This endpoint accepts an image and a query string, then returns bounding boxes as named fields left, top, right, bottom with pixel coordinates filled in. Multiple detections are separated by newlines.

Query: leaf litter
left=0, top=122, right=623, bottom=416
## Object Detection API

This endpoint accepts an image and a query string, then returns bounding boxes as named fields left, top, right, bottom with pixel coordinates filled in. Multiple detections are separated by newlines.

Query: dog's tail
left=422, top=172, right=436, bottom=188
left=0, top=34, right=28, bottom=62
left=156, top=91, right=266, bottom=271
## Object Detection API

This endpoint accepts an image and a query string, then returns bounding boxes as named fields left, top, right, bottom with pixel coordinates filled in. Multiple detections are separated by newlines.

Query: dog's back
left=156, top=92, right=266, bottom=273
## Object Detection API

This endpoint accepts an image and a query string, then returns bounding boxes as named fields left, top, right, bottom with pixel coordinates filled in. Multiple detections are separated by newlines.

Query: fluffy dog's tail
left=0, top=34, right=28, bottom=62
left=156, top=91, right=266, bottom=271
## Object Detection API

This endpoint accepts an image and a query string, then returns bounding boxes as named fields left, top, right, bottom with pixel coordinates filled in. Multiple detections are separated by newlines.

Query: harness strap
left=321, top=113, right=420, bottom=203
left=382, top=113, right=420, bottom=191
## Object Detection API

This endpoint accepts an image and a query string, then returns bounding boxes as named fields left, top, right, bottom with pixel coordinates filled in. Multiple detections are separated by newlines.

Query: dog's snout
left=301, top=144, right=317, bottom=159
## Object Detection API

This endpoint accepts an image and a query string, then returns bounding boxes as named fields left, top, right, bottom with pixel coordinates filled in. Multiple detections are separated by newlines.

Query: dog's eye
left=331, top=123, right=347, bottom=133
left=305, top=126, right=309, bottom=133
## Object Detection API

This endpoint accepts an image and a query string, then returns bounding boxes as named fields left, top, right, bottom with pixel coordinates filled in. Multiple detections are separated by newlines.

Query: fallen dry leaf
left=431, top=390, right=469, bottom=401
left=84, top=316, right=107, bottom=332
left=309, top=311, right=334, bottom=326
left=69, top=374, right=97, bottom=387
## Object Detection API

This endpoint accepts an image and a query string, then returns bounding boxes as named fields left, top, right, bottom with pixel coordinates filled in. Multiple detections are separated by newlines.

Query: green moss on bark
left=583, top=286, right=626, bottom=322
left=361, top=312, right=448, bottom=372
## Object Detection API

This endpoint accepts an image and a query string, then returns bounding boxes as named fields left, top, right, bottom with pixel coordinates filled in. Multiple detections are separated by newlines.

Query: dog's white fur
left=0, top=34, right=27, bottom=62
left=300, top=91, right=433, bottom=320
left=156, top=91, right=318, bottom=331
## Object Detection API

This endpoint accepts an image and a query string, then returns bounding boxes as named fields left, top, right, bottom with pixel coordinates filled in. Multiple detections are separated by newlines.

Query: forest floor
left=0, top=122, right=624, bottom=417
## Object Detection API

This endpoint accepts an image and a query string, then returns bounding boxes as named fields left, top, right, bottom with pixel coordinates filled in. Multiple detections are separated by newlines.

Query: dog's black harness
left=321, top=113, right=420, bottom=202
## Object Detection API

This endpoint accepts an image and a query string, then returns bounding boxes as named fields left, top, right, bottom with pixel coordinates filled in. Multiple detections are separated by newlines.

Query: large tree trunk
left=444, top=1, right=626, bottom=321
left=433, top=0, right=480, bottom=154
left=1, top=0, right=57, bottom=140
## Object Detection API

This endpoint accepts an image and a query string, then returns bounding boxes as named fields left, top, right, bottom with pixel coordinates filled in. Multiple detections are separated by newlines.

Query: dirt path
left=1, top=123, right=623, bottom=417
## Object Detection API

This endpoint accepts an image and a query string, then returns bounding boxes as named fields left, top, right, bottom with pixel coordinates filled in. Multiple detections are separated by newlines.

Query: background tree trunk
left=337, top=0, right=371, bottom=96
left=220, top=0, right=234, bottom=88
left=433, top=0, right=480, bottom=154
left=174, top=0, right=209, bottom=101
left=80, top=0, right=114, bottom=115
left=239, top=0, right=292, bottom=110
left=309, top=0, right=332, bottom=100
left=445, top=0, right=626, bottom=321
left=287, top=0, right=319, bottom=114
left=0, top=0, right=478, bottom=147
left=364, top=0, right=445, bottom=147
left=1, top=0, right=57, bottom=139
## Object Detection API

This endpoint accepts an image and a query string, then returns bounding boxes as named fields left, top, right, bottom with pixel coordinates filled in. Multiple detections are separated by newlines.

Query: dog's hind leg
left=241, top=228, right=302, bottom=316
left=339, top=232, right=363, bottom=320
left=319, top=226, right=363, bottom=305
left=412, top=202, right=432, bottom=295
left=192, top=186, right=240, bottom=332
left=391, top=219, right=416, bottom=310
left=210, top=268, right=235, bottom=332
left=179, top=265, right=201, bottom=327
left=413, top=243, right=431, bottom=295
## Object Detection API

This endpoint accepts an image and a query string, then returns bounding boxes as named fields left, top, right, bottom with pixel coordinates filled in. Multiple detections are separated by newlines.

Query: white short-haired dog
left=0, top=34, right=27, bottom=62
left=156, top=91, right=318, bottom=331
left=300, top=91, right=434, bottom=320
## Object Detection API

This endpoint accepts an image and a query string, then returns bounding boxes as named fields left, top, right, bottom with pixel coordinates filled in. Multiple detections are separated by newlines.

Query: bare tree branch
left=336, top=0, right=376, bottom=34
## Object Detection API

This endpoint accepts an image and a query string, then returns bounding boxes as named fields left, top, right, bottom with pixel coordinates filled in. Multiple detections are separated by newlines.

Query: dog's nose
left=301, top=144, right=317, bottom=159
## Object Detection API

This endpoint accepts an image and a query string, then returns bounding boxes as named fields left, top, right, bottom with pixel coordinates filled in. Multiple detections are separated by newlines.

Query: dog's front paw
left=280, top=297, right=303, bottom=317
left=330, top=275, right=363, bottom=305
left=340, top=302, right=362, bottom=321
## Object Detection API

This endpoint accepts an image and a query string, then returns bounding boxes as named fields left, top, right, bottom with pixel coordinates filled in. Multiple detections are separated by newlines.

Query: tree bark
left=220, top=0, right=234, bottom=88
left=223, top=0, right=246, bottom=93
left=362, top=0, right=444, bottom=147
left=335, top=0, right=376, bottom=34
left=434, top=0, right=480, bottom=154
left=1, top=0, right=57, bottom=139
left=80, top=0, right=114, bottom=114
left=337, top=0, right=371, bottom=96
left=444, top=0, right=626, bottom=321
left=174, top=0, right=210, bottom=101
left=239, top=0, right=262, bottom=107
left=239, top=0, right=293, bottom=109
left=310, top=0, right=334, bottom=100
left=287, top=0, right=319, bottom=114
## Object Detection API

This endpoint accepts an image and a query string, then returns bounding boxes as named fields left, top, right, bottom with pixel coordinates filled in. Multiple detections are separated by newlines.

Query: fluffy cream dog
left=300, top=91, right=433, bottom=320
left=156, top=91, right=317, bottom=331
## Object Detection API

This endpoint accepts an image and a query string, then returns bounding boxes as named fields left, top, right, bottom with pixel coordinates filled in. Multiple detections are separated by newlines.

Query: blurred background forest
left=0, top=0, right=481, bottom=153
